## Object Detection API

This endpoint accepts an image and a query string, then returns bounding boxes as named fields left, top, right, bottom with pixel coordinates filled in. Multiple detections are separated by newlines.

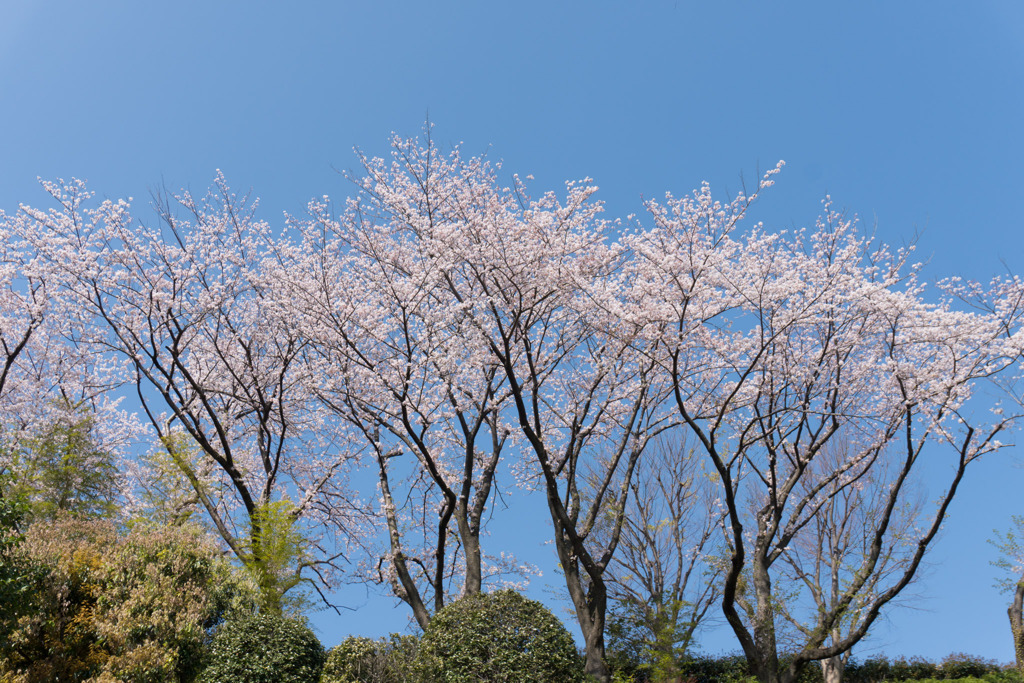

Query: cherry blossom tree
left=21, top=177, right=360, bottom=613
left=0, top=214, right=44, bottom=414
left=10, top=132, right=1023, bottom=683
left=285, top=165, right=523, bottom=627
left=1, top=196, right=135, bottom=504
left=0, top=205, right=92, bottom=443
left=331, top=134, right=678, bottom=682
left=773, top=441, right=923, bottom=683
left=622, top=180, right=1024, bottom=683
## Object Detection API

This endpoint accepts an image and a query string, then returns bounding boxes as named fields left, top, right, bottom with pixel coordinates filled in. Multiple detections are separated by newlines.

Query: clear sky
left=3, top=0, right=1023, bottom=663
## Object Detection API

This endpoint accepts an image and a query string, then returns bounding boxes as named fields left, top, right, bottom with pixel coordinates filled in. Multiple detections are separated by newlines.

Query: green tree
left=245, top=499, right=311, bottom=616
left=135, top=432, right=208, bottom=527
left=992, top=515, right=1024, bottom=672
left=4, top=405, right=121, bottom=521
left=591, top=438, right=723, bottom=682
left=139, top=431, right=311, bottom=616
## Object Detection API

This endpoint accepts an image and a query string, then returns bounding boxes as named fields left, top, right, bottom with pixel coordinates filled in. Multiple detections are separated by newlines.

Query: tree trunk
left=378, top=458, right=431, bottom=629
left=456, top=512, right=482, bottom=596
left=561, top=555, right=610, bottom=683
left=751, top=557, right=781, bottom=683
left=551, top=513, right=610, bottom=683
left=1010, top=574, right=1024, bottom=672
left=582, top=621, right=610, bottom=683
left=751, top=660, right=781, bottom=683
left=820, top=656, right=844, bottom=683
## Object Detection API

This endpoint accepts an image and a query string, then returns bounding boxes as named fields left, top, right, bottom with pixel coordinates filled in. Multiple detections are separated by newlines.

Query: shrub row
left=202, top=634, right=1024, bottom=683
left=1, top=527, right=584, bottom=683
left=842, top=654, right=1015, bottom=683
left=2, top=514, right=1016, bottom=683
left=611, top=653, right=1021, bottom=683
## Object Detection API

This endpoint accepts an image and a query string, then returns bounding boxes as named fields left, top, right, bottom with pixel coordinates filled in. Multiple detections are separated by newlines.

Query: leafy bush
left=321, top=634, right=418, bottom=683
left=1, top=517, right=118, bottom=681
left=97, top=522, right=256, bottom=681
left=415, top=589, right=584, bottom=683
left=980, top=670, right=1024, bottom=683
left=842, top=654, right=1013, bottom=682
left=200, top=612, right=325, bottom=683
left=894, top=656, right=939, bottom=680
left=849, top=656, right=892, bottom=683
left=677, top=655, right=753, bottom=683
left=941, top=654, right=1002, bottom=680
left=0, top=490, right=39, bottom=656
left=0, top=517, right=254, bottom=683
left=323, top=636, right=377, bottom=683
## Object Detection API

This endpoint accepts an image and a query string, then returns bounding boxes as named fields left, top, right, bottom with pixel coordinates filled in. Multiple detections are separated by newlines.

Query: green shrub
left=848, top=656, right=890, bottom=683
left=941, top=654, right=1002, bottom=680
left=886, top=679, right=1008, bottom=683
left=898, top=656, right=938, bottom=680
left=1, top=517, right=121, bottom=682
left=0, top=516, right=255, bottom=683
left=323, top=636, right=378, bottom=683
left=842, top=654, right=1015, bottom=683
left=0, top=491, right=39, bottom=661
left=200, top=612, right=325, bottom=683
left=677, top=655, right=752, bottom=683
left=97, top=522, right=256, bottom=682
left=981, top=670, right=1024, bottom=683
left=321, top=634, right=418, bottom=683
left=379, top=633, right=419, bottom=681
left=415, top=589, right=584, bottom=683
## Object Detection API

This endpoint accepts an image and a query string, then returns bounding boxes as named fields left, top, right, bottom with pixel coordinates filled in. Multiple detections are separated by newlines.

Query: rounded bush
left=322, top=633, right=419, bottom=683
left=200, top=612, right=325, bottom=683
left=322, top=636, right=378, bottom=682
left=940, top=652, right=1000, bottom=679
left=415, top=589, right=584, bottom=683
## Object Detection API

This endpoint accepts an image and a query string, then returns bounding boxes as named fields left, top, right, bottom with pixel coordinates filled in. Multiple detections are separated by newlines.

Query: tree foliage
left=619, top=184, right=1024, bottom=682
left=245, top=499, right=311, bottom=616
left=0, top=490, right=39, bottom=667
left=4, top=405, right=121, bottom=522
left=22, top=177, right=360, bottom=615
left=596, top=437, right=723, bottom=682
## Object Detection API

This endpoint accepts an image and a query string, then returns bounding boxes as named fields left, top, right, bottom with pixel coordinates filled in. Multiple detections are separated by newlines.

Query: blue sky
left=3, top=0, right=1023, bottom=662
